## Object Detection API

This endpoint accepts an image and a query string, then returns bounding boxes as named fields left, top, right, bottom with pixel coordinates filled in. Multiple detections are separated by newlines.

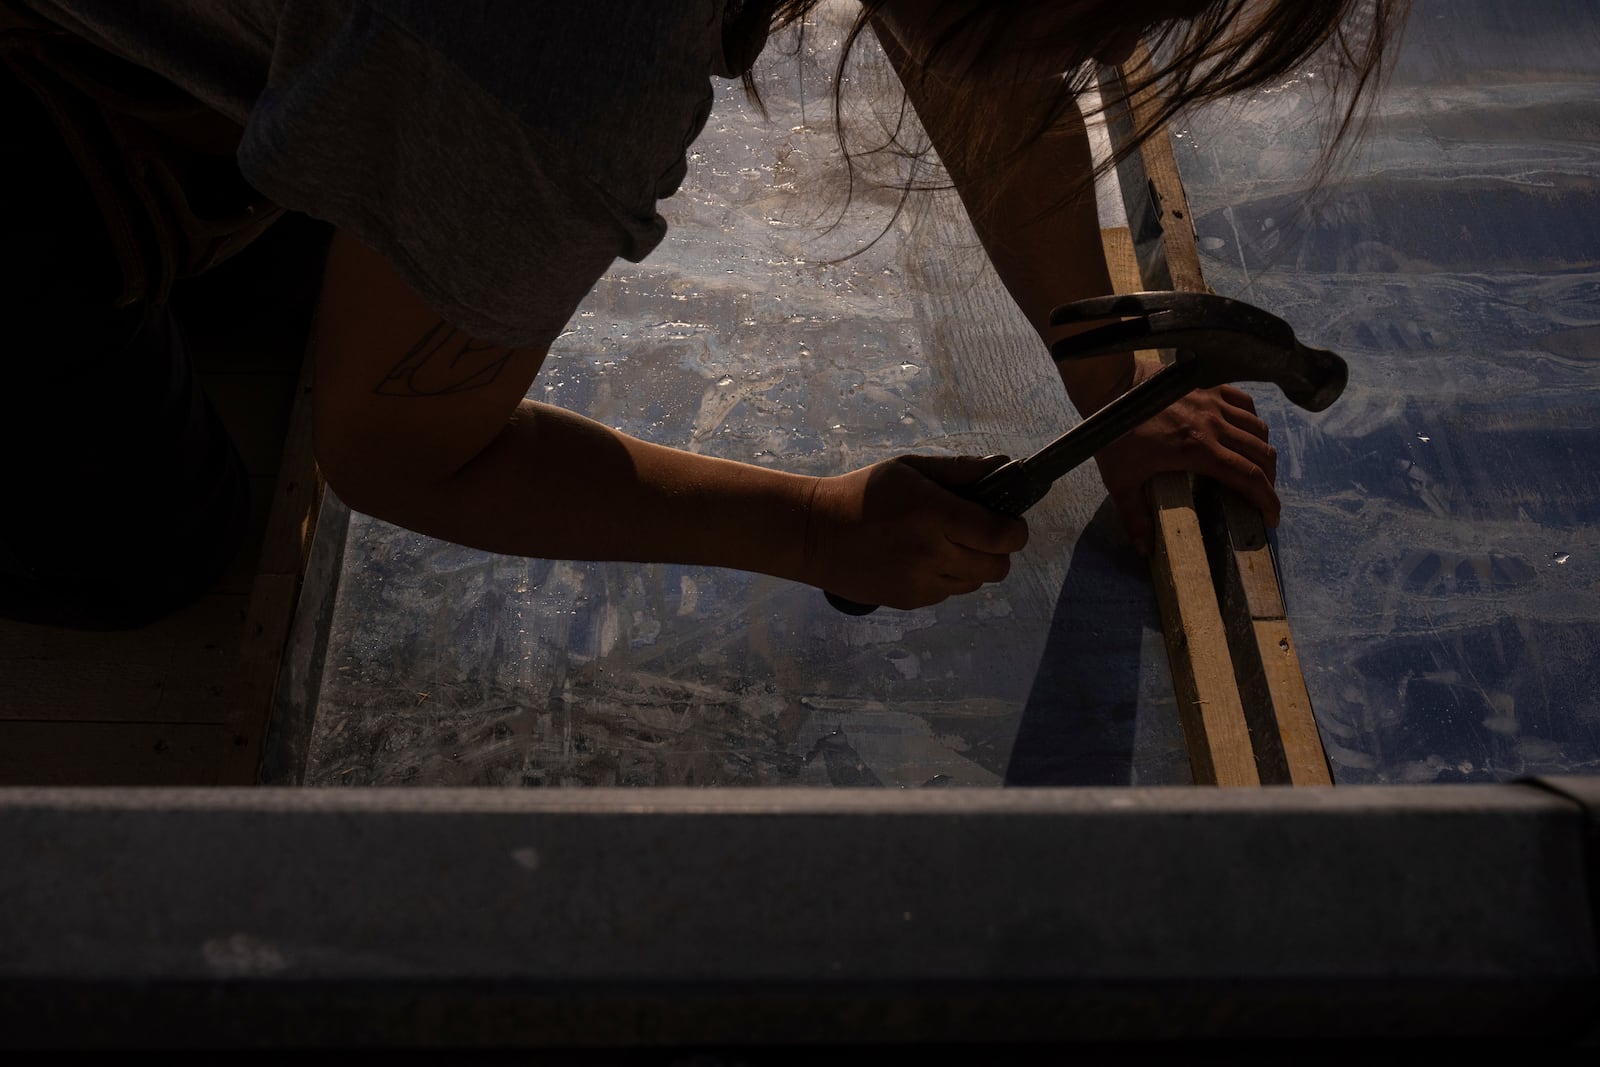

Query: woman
left=0, top=0, right=1406, bottom=627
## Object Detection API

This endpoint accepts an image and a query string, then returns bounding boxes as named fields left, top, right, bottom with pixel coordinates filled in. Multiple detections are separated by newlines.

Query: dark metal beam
left=2, top=783, right=1595, bottom=1048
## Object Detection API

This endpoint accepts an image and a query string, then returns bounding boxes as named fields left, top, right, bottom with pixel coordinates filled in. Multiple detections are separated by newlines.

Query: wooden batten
left=1101, top=229, right=1260, bottom=786
left=1201, top=488, right=1333, bottom=785
left=224, top=342, right=326, bottom=785
left=1101, top=52, right=1333, bottom=786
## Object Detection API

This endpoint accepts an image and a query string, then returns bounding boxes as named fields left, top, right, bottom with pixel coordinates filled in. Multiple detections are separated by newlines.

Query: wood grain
left=1146, top=473, right=1261, bottom=786
left=1205, top=491, right=1333, bottom=785
left=1104, top=48, right=1332, bottom=786
left=1102, top=227, right=1259, bottom=786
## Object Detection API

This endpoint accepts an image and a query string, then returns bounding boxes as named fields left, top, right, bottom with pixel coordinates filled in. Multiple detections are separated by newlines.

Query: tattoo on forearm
left=373, top=322, right=516, bottom=396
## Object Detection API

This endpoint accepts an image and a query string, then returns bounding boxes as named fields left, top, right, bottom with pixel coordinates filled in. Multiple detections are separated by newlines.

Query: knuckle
left=993, top=521, right=1027, bottom=553
left=893, top=585, right=937, bottom=610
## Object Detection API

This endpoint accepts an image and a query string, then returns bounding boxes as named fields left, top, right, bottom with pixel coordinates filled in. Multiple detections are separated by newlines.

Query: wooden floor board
left=0, top=721, right=229, bottom=786
left=0, top=216, right=330, bottom=785
left=2, top=593, right=245, bottom=726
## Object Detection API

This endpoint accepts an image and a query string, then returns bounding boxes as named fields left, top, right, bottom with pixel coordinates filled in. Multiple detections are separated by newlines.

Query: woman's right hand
left=802, top=454, right=1029, bottom=610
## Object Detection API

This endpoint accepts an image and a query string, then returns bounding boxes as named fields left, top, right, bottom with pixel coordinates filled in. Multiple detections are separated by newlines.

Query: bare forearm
left=343, top=399, right=817, bottom=579
left=310, top=230, right=1026, bottom=609
left=310, top=230, right=814, bottom=579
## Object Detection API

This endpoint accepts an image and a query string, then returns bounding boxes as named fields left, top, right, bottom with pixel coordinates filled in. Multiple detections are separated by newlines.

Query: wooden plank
left=1252, top=619, right=1331, bottom=785
left=257, top=489, right=351, bottom=785
left=1146, top=474, right=1261, bottom=785
left=1124, top=103, right=1205, bottom=292
left=1204, top=491, right=1333, bottom=785
left=1102, top=227, right=1259, bottom=786
left=0, top=592, right=244, bottom=725
left=1104, top=48, right=1332, bottom=786
left=0, top=721, right=227, bottom=786
left=1098, top=226, right=1143, bottom=301
left=223, top=344, right=326, bottom=785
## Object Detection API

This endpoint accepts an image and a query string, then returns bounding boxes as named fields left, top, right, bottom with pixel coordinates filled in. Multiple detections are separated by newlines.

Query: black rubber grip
left=825, top=591, right=879, bottom=616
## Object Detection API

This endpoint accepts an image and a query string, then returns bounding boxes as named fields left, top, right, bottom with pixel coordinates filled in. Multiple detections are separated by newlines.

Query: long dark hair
left=745, top=0, right=1411, bottom=205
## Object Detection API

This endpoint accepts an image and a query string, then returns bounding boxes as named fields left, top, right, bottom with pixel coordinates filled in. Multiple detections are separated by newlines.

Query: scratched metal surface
left=302, top=25, right=1192, bottom=788
left=1174, top=0, right=1600, bottom=782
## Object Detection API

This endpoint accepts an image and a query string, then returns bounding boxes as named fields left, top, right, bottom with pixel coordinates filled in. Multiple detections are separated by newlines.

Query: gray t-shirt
left=22, top=0, right=768, bottom=349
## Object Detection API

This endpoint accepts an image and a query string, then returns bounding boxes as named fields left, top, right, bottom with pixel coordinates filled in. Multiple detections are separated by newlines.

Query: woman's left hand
left=1089, top=359, right=1279, bottom=556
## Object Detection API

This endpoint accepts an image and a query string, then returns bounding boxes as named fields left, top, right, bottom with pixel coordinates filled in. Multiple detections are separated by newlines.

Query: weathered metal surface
left=0, top=784, right=1594, bottom=1046
left=1173, top=0, right=1600, bottom=783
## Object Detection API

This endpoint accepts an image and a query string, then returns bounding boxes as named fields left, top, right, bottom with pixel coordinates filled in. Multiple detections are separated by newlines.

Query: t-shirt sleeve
left=236, top=2, right=667, bottom=350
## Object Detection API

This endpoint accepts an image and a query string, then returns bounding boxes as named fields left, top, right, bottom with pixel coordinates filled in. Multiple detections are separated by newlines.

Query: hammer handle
left=824, top=362, right=1203, bottom=616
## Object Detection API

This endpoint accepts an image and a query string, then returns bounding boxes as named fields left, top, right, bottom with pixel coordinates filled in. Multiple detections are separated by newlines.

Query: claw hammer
left=825, top=290, right=1347, bottom=616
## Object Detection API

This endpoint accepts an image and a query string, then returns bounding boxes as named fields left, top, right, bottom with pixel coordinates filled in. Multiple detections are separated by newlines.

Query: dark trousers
left=1, top=12, right=280, bottom=630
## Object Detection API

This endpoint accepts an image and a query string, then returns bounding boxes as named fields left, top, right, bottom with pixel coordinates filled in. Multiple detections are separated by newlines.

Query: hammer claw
left=1045, top=291, right=1343, bottom=412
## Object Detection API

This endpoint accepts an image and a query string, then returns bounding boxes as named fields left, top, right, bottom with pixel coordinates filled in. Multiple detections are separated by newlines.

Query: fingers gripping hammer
left=825, top=291, right=1348, bottom=616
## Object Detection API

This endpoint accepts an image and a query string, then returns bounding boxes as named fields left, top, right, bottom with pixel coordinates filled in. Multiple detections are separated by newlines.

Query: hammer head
left=1049, top=292, right=1348, bottom=412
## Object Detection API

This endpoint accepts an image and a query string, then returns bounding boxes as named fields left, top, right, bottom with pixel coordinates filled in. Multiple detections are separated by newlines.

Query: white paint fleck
left=201, top=934, right=289, bottom=977
left=677, top=575, right=701, bottom=615
left=1482, top=715, right=1519, bottom=736
left=1553, top=552, right=1571, bottom=565
left=598, top=605, right=621, bottom=657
